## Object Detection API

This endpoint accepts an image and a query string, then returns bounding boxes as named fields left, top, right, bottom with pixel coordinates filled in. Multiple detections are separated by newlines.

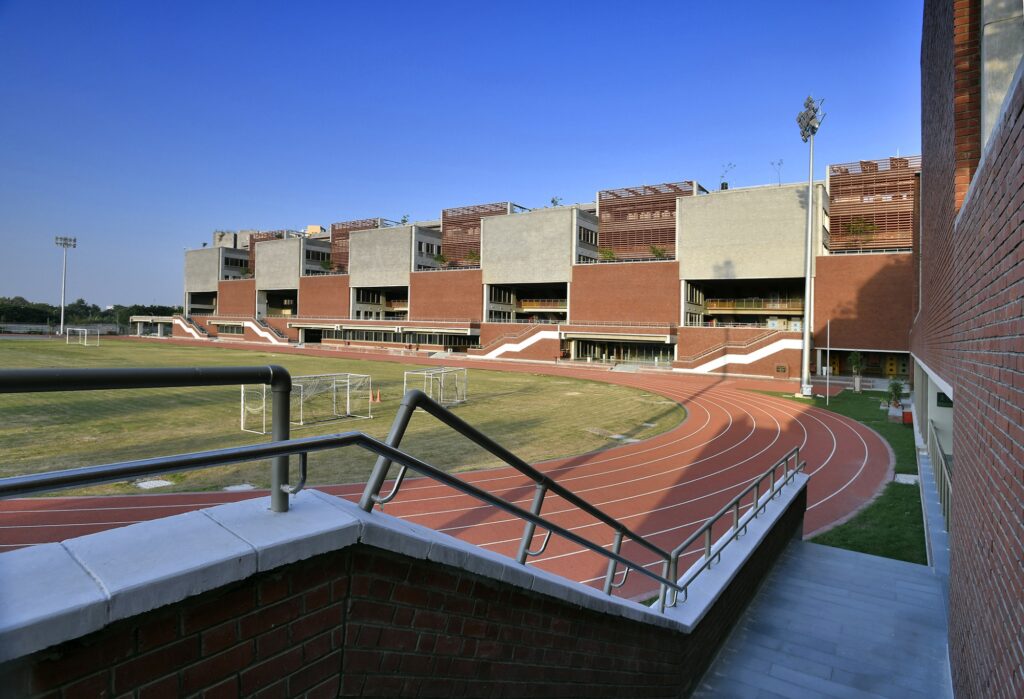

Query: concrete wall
left=813, top=253, right=914, bottom=351
left=678, top=183, right=824, bottom=281
left=350, top=226, right=413, bottom=288
left=481, top=208, right=573, bottom=284
left=570, top=261, right=680, bottom=325
left=982, top=0, right=1024, bottom=147
left=184, top=248, right=221, bottom=294
left=254, top=238, right=302, bottom=291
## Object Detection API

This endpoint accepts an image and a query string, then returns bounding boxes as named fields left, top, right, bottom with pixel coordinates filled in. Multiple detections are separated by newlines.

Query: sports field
left=0, top=339, right=686, bottom=494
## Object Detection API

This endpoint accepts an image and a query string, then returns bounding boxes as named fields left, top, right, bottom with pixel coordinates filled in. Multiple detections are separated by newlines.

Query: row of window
left=355, top=289, right=381, bottom=304
left=322, top=329, right=476, bottom=347
left=686, top=285, right=705, bottom=305
left=489, top=286, right=513, bottom=304
left=578, top=226, right=598, bottom=246
left=223, top=257, right=248, bottom=268
left=218, top=325, right=244, bottom=335
left=417, top=241, right=441, bottom=255
left=305, top=249, right=331, bottom=262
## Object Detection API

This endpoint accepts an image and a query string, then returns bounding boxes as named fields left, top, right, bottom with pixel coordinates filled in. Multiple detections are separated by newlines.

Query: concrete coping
left=0, top=475, right=807, bottom=664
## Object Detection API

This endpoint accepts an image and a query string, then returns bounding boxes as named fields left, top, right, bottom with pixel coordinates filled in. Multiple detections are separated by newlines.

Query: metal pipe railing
left=928, top=420, right=952, bottom=527
left=0, top=366, right=292, bottom=512
left=658, top=446, right=805, bottom=612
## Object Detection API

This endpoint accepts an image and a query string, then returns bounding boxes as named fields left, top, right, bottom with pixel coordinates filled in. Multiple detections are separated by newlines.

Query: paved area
left=696, top=541, right=951, bottom=698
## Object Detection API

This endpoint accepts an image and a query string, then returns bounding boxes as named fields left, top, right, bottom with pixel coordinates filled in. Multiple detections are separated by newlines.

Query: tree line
left=0, top=296, right=181, bottom=325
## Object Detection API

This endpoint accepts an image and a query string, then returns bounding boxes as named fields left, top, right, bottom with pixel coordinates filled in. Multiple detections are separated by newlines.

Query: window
left=489, top=286, right=513, bottom=304
left=936, top=392, right=953, bottom=408
left=218, top=325, right=243, bottom=335
left=577, top=226, right=598, bottom=246
left=356, top=289, right=381, bottom=304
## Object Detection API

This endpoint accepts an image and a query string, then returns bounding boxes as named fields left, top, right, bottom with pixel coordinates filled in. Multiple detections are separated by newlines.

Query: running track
left=0, top=350, right=891, bottom=600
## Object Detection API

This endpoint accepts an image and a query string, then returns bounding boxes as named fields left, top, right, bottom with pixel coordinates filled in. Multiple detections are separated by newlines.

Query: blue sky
left=0, top=1, right=923, bottom=306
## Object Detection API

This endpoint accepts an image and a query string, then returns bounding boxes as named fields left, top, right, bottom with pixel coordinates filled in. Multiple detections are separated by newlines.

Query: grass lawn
left=0, top=339, right=685, bottom=495
left=761, top=389, right=927, bottom=565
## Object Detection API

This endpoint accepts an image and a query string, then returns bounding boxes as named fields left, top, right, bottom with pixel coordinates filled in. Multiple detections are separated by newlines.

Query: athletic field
left=0, top=339, right=686, bottom=494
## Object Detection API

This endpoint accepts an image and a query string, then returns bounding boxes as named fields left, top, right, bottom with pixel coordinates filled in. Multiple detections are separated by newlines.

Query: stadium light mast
left=54, top=236, right=77, bottom=335
left=796, top=96, right=823, bottom=397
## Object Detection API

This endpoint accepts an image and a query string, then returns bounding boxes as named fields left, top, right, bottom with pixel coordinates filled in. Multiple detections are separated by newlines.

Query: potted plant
left=848, top=351, right=864, bottom=393
left=887, top=377, right=904, bottom=421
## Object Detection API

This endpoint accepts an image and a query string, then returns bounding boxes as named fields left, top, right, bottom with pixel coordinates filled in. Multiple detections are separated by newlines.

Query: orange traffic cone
left=375, top=389, right=382, bottom=403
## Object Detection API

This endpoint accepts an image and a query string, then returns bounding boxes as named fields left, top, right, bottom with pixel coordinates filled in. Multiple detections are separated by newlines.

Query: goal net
left=403, top=367, right=468, bottom=407
left=65, top=327, right=100, bottom=346
left=240, top=372, right=373, bottom=434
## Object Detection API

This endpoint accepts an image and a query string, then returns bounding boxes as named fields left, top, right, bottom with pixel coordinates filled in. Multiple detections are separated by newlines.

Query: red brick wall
left=409, top=270, right=483, bottom=321
left=0, top=486, right=806, bottom=698
left=814, top=253, right=914, bottom=351
left=939, top=60, right=1024, bottom=699
left=674, top=327, right=801, bottom=378
left=264, top=317, right=299, bottom=342
left=570, top=262, right=680, bottom=324
left=299, top=275, right=349, bottom=318
left=218, top=280, right=256, bottom=316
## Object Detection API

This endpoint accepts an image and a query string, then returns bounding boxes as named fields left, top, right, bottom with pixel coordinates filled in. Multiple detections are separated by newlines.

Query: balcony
left=384, top=300, right=409, bottom=310
left=705, top=298, right=803, bottom=314
left=516, top=299, right=567, bottom=311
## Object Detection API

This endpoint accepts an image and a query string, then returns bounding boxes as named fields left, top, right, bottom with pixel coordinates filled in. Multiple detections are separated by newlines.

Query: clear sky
left=0, top=0, right=923, bottom=307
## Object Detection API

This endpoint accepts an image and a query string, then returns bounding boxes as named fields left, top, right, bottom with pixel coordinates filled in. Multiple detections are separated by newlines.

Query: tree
left=465, top=249, right=480, bottom=264
left=399, top=214, right=410, bottom=224
left=649, top=245, right=667, bottom=259
left=598, top=248, right=617, bottom=261
left=549, top=196, right=562, bottom=207
left=846, top=217, right=877, bottom=245
left=848, top=350, right=864, bottom=393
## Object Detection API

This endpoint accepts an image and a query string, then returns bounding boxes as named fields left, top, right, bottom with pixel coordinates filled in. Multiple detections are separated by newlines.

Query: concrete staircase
left=695, top=542, right=952, bottom=698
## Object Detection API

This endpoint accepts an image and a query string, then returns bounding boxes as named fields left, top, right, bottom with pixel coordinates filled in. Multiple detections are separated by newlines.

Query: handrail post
left=517, top=484, right=548, bottom=564
left=270, top=369, right=291, bottom=513
left=603, top=531, right=624, bottom=595
left=359, top=394, right=417, bottom=511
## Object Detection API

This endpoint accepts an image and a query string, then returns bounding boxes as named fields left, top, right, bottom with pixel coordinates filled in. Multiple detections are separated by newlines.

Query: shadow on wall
left=713, top=260, right=736, bottom=279
left=815, top=253, right=914, bottom=356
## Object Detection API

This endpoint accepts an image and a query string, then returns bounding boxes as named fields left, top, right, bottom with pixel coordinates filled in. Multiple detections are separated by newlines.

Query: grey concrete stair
left=695, top=541, right=952, bottom=699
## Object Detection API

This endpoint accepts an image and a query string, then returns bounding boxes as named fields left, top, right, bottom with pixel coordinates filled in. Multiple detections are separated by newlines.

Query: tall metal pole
left=796, top=96, right=822, bottom=398
left=55, top=237, right=77, bottom=336
left=801, top=131, right=815, bottom=396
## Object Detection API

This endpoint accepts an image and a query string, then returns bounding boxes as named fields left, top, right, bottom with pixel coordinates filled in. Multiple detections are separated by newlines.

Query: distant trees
left=0, top=296, right=181, bottom=325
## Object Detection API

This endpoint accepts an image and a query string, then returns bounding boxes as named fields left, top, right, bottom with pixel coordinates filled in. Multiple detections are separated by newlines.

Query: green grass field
left=763, top=389, right=926, bottom=564
left=0, top=339, right=685, bottom=495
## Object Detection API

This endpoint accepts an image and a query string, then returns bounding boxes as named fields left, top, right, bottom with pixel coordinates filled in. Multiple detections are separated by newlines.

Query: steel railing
left=659, top=446, right=803, bottom=611
left=0, top=368, right=806, bottom=610
left=927, top=419, right=952, bottom=527
left=0, top=367, right=292, bottom=511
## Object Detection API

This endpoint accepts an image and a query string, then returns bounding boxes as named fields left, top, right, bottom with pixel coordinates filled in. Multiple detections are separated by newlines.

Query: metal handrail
left=359, top=390, right=679, bottom=596
left=0, top=369, right=806, bottom=609
left=927, top=419, right=952, bottom=527
left=658, top=446, right=805, bottom=612
left=0, top=367, right=292, bottom=512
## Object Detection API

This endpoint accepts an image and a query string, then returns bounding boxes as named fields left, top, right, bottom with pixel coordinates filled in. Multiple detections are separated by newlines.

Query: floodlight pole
left=797, top=97, right=821, bottom=398
left=55, top=237, right=77, bottom=336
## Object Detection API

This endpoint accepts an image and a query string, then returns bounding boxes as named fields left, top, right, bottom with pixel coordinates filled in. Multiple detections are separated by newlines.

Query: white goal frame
left=403, top=367, right=468, bottom=407
left=65, top=327, right=99, bottom=346
left=240, top=372, right=373, bottom=434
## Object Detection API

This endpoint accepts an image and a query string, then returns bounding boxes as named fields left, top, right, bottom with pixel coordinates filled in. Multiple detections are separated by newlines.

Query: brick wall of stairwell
left=673, top=328, right=801, bottom=378
left=263, top=316, right=299, bottom=342
left=938, top=53, right=1024, bottom=699
left=0, top=485, right=806, bottom=698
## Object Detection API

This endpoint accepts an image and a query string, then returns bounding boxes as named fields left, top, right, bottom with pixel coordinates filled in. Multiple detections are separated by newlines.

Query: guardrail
left=660, top=447, right=804, bottom=611
left=927, top=419, right=952, bottom=527
left=0, top=368, right=805, bottom=610
left=0, top=366, right=292, bottom=511
left=705, top=298, right=804, bottom=311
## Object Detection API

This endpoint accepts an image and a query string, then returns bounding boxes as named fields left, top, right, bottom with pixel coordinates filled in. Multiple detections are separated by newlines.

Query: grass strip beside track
left=762, top=389, right=927, bottom=565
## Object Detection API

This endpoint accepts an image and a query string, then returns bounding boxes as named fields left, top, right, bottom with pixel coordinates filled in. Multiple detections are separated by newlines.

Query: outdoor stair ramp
left=0, top=365, right=810, bottom=695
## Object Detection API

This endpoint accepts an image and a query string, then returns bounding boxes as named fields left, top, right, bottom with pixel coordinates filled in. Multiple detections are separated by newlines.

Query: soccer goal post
left=403, top=367, right=468, bottom=407
left=65, top=328, right=99, bottom=346
left=240, top=372, right=373, bottom=434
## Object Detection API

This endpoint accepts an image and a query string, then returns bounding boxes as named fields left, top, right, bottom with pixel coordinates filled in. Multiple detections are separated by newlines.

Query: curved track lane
left=0, top=361, right=890, bottom=599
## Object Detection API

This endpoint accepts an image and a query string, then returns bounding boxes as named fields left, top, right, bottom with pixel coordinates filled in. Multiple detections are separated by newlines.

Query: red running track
left=0, top=362, right=890, bottom=600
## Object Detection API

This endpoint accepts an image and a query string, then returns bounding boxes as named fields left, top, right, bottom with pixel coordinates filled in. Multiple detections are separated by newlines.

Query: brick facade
left=570, top=262, right=680, bottom=325
left=217, top=279, right=256, bottom=316
left=918, top=1, right=1024, bottom=696
left=0, top=482, right=805, bottom=698
left=299, top=275, right=349, bottom=318
left=814, top=253, right=914, bottom=351
left=409, top=270, right=483, bottom=322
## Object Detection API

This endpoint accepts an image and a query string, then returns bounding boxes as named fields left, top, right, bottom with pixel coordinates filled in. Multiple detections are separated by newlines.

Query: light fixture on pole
left=54, top=236, right=77, bottom=335
left=796, top=96, right=823, bottom=397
